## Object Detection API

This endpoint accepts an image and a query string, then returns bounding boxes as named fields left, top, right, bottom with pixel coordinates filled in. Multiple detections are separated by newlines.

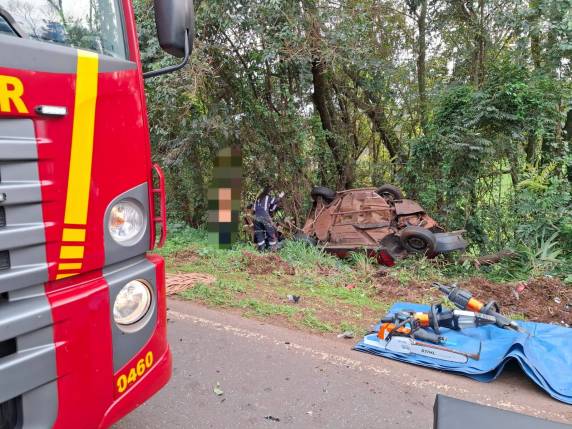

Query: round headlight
left=113, top=280, right=152, bottom=327
left=109, top=200, right=145, bottom=245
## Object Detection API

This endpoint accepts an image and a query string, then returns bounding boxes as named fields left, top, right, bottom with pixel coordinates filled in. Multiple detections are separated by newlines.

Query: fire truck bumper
left=99, top=344, right=172, bottom=428
left=98, top=253, right=173, bottom=428
left=45, top=254, right=172, bottom=429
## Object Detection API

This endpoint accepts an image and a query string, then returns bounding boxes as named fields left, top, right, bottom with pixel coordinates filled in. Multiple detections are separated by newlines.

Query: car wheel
left=294, top=232, right=318, bottom=246
left=311, top=186, right=336, bottom=203
left=400, top=226, right=437, bottom=255
left=376, top=184, right=404, bottom=202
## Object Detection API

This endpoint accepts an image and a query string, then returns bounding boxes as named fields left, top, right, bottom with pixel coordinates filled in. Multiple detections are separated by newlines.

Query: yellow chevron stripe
left=64, top=50, right=99, bottom=226
left=60, top=245, right=85, bottom=260
left=62, top=228, right=86, bottom=242
left=58, top=263, right=83, bottom=271
left=56, top=273, right=79, bottom=280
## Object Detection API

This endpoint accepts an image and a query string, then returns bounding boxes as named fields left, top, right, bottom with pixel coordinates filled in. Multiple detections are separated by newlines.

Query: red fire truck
left=0, top=1, right=193, bottom=427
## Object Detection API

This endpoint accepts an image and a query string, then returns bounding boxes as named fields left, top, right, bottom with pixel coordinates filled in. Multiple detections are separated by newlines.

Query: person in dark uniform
left=253, top=186, right=284, bottom=251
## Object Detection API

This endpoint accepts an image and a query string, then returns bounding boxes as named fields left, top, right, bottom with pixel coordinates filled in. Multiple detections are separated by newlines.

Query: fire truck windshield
left=0, top=0, right=127, bottom=59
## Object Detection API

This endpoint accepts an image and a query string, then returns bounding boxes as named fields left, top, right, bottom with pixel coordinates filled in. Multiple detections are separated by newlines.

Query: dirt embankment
left=374, top=275, right=572, bottom=326
left=168, top=248, right=571, bottom=327
left=171, top=249, right=201, bottom=265
left=240, top=251, right=296, bottom=276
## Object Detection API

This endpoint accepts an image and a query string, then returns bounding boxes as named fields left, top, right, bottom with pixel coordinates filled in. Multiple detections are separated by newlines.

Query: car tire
left=294, top=232, right=318, bottom=246
left=376, top=184, right=404, bottom=202
left=311, top=186, right=336, bottom=203
left=400, top=226, right=437, bottom=255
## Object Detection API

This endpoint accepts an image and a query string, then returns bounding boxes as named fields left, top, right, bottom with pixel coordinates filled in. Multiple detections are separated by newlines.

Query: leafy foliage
left=135, top=0, right=572, bottom=277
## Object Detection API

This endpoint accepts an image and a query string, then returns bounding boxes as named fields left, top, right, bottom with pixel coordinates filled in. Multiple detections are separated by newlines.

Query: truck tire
left=294, top=232, right=318, bottom=246
left=400, top=226, right=437, bottom=255
left=376, top=184, right=404, bottom=202
left=311, top=186, right=336, bottom=203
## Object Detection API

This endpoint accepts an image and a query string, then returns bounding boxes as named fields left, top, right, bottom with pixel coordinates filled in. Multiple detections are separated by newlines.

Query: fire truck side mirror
left=143, top=0, right=195, bottom=79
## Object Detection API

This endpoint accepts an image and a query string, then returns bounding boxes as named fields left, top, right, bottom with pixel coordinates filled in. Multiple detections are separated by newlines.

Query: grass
left=180, top=281, right=239, bottom=306
left=338, top=321, right=367, bottom=337
left=509, top=312, right=527, bottom=321
left=238, top=299, right=300, bottom=318
left=278, top=240, right=345, bottom=270
left=163, top=226, right=570, bottom=336
left=162, top=227, right=390, bottom=334
left=301, top=311, right=335, bottom=333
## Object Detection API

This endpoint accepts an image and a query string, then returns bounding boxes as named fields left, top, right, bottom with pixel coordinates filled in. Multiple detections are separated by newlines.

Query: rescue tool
left=371, top=304, right=487, bottom=363
left=356, top=302, right=572, bottom=405
left=380, top=304, right=498, bottom=341
left=435, top=283, right=528, bottom=334
left=364, top=335, right=481, bottom=364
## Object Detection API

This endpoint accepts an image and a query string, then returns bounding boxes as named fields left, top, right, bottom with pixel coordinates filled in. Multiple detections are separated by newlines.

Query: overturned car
left=299, top=185, right=467, bottom=265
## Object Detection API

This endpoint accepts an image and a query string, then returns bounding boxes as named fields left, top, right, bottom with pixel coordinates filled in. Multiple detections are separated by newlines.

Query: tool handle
left=436, top=283, right=474, bottom=309
left=413, top=328, right=444, bottom=344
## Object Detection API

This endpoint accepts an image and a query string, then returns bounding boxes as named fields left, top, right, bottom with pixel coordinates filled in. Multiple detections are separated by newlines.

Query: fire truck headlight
left=113, top=280, right=152, bottom=327
left=109, top=200, right=146, bottom=245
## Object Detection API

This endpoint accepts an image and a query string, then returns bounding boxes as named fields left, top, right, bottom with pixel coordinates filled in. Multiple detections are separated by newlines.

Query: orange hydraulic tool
left=436, top=283, right=528, bottom=334
left=378, top=321, right=446, bottom=344
left=380, top=304, right=497, bottom=344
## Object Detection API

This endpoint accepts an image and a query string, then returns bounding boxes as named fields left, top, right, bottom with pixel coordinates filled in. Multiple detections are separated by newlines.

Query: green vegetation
left=162, top=227, right=393, bottom=333
left=134, top=0, right=572, bottom=279
left=135, top=0, right=572, bottom=330
left=301, top=312, right=335, bottom=333
left=181, top=281, right=238, bottom=306
left=278, top=240, right=344, bottom=271
left=238, top=299, right=300, bottom=318
left=160, top=226, right=569, bottom=335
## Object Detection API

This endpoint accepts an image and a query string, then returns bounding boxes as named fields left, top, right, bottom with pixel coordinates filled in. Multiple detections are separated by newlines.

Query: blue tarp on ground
left=354, top=303, right=572, bottom=405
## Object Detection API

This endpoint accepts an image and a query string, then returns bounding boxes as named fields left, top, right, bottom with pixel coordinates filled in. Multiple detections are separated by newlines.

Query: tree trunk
left=460, top=250, right=518, bottom=267
left=527, top=0, right=543, bottom=167
left=475, top=0, right=486, bottom=87
left=305, top=2, right=348, bottom=188
left=529, top=0, right=542, bottom=68
left=565, top=109, right=572, bottom=143
left=367, top=110, right=399, bottom=161
left=305, top=0, right=362, bottom=189
left=417, top=0, right=429, bottom=134
left=311, top=59, right=343, bottom=175
left=526, top=133, right=537, bottom=164
left=457, top=0, right=487, bottom=87
left=342, top=73, right=402, bottom=161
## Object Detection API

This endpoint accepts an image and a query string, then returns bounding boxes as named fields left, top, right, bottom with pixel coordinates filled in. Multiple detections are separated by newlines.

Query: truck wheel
left=376, top=184, right=404, bottom=202
left=400, top=226, right=437, bottom=255
left=294, top=232, right=318, bottom=246
left=311, top=186, right=336, bottom=203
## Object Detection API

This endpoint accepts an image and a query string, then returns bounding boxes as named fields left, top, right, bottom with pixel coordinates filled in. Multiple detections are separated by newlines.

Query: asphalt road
left=114, top=299, right=572, bottom=429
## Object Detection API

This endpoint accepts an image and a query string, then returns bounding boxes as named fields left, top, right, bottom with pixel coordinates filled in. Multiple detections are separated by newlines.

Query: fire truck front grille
left=0, top=397, right=20, bottom=429
left=0, top=251, right=9, bottom=271
left=0, top=118, right=58, bottom=427
left=0, top=338, right=16, bottom=359
left=0, top=119, right=49, bottom=295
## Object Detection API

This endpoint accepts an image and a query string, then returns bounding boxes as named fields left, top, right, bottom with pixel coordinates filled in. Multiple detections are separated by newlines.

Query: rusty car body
left=301, top=186, right=467, bottom=264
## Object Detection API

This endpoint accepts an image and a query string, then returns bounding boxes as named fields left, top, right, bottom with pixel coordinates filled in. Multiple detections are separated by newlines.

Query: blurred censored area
left=207, top=146, right=242, bottom=249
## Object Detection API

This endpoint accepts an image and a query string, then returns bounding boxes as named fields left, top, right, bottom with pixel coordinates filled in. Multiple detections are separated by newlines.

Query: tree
left=134, top=0, right=572, bottom=255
